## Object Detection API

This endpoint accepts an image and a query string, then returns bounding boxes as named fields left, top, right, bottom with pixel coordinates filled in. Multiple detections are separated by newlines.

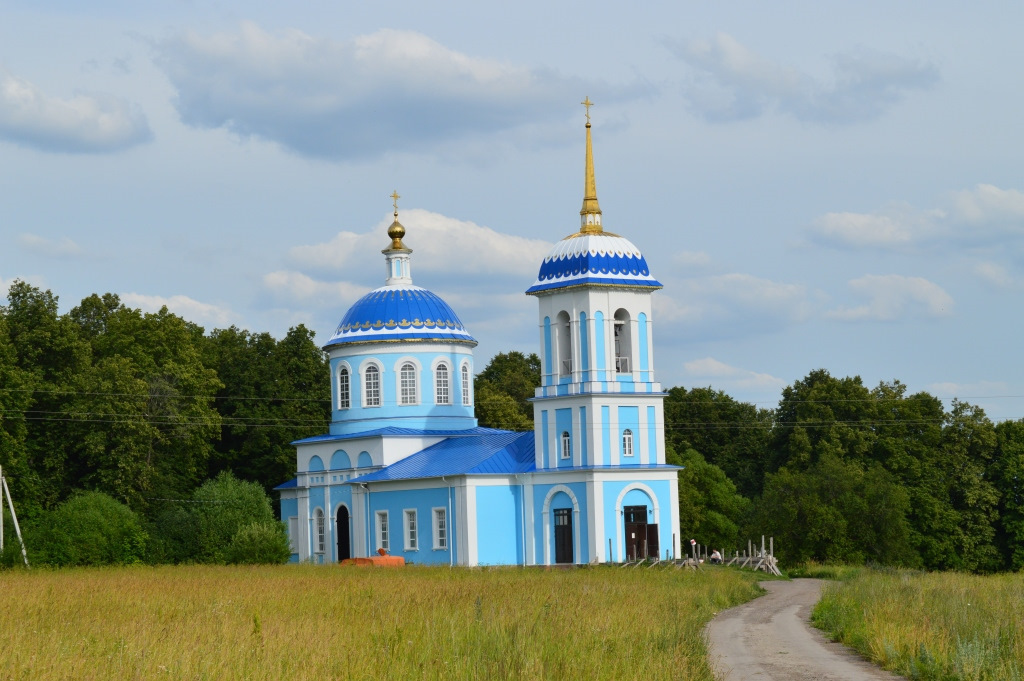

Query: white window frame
left=337, top=365, right=350, bottom=410
left=435, top=362, right=450, bottom=405
left=432, top=507, right=448, bottom=550
left=363, top=364, right=381, bottom=407
left=622, top=428, right=634, bottom=457
left=560, top=431, right=571, bottom=460
left=393, top=358, right=421, bottom=406
left=376, top=511, right=389, bottom=552
left=287, top=516, right=299, bottom=554
left=315, top=508, right=325, bottom=554
left=404, top=509, right=418, bottom=551
left=461, top=363, right=471, bottom=405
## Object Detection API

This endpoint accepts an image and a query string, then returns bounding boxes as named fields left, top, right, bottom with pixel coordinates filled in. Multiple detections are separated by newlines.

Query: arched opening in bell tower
left=613, top=309, right=632, bottom=374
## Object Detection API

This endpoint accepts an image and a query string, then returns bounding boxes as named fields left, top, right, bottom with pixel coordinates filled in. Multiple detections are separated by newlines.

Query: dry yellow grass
left=0, top=564, right=761, bottom=680
left=813, top=569, right=1024, bottom=681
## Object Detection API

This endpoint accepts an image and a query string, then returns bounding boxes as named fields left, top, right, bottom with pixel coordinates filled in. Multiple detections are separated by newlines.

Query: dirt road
left=706, top=579, right=904, bottom=681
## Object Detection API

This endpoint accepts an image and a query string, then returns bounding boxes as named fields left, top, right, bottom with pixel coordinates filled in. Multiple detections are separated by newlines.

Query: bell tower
left=526, top=100, right=666, bottom=472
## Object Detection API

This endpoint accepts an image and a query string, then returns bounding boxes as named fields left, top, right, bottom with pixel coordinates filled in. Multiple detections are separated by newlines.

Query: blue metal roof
left=324, top=285, right=476, bottom=347
left=273, top=478, right=298, bottom=490
left=291, top=426, right=507, bottom=446
left=350, top=431, right=536, bottom=482
left=526, top=233, right=662, bottom=294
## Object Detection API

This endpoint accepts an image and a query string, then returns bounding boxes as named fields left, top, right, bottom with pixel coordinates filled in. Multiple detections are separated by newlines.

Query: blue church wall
left=617, top=406, right=640, bottom=464
left=578, top=311, right=589, bottom=377
left=541, top=410, right=550, bottom=468
left=328, top=349, right=475, bottom=435
left=555, top=408, right=573, bottom=468
left=367, top=487, right=456, bottom=565
left=647, top=406, right=658, bottom=464
left=543, top=317, right=552, bottom=385
left=330, top=450, right=351, bottom=469
left=308, top=455, right=325, bottom=472
left=602, top=479, right=674, bottom=561
left=601, top=406, right=611, bottom=465
left=475, top=485, right=524, bottom=565
left=579, top=406, right=588, bottom=466
left=594, top=311, right=606, bottom=380
left=638, top=312, right=649, bottom=378
left=281, top=496, right=299, bottom=563
left=532, top=482, right=589, bottom=564
left=357, top=451, right=374, bottom=468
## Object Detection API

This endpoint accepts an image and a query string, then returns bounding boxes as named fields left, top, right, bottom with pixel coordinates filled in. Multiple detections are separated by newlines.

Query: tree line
left=3, top=281, right=1022, bottom=571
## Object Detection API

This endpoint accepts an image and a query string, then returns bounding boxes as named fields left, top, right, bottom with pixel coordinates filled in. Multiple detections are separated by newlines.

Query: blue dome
left=526, top=233, right=662, bottom=294
left=324, top=285, right=476, bottom=347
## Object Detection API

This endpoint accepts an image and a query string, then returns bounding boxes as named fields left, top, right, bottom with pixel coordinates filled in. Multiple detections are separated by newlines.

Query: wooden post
left=1, top=469, right=30, bottom=568
left=608, top=538, right=613, bottom=563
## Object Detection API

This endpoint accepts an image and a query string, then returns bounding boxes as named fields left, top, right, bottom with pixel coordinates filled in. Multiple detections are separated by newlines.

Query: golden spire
left=385, top=189, right=409, bottom=251
left=579, top=96, right=603, bottom=233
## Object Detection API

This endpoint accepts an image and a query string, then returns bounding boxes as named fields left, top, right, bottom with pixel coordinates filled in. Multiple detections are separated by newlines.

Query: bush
left=29, top=491, right=147, bottom=567
left=189, top=472, right=278, bottom=563
left=225, top=521, right=291, bottom=564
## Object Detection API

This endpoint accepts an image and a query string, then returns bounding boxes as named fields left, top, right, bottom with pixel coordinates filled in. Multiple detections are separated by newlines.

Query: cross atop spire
left=581, top=96, right=593, bottom=125
left=390, top=190, right=401, bottom=216
left=579, top=98, right=602, bottom=233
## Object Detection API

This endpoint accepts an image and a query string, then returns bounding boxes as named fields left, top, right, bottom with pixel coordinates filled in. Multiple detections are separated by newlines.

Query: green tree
left=474, top=351, right=541, bottom=427
left=187, top=471, right=279, bottom=563
left=28, top=491, right=147, bottom=566
left=474, top=382, right=534, bottom=430
left=664, top=386, right=771, bottom=497
left=750, top=454, right=914, bottom=566
left=203, top=325, right=329, bottom=490
left=2, top=281, right=90, bottom=511
left=673, top=446, right=750, bottom=550
left=992, top=419, right=1024, bottom=570
left=224, top=521, right=291, bottom=564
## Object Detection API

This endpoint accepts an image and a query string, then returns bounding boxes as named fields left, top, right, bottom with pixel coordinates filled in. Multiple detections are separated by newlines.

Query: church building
left=277, top=105, right=681, bottom=565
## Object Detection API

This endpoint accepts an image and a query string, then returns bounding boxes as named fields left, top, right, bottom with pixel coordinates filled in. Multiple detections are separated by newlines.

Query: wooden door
left=554, top=508, right=573, bottom=564
left=623, top=505, right=649, bottom=559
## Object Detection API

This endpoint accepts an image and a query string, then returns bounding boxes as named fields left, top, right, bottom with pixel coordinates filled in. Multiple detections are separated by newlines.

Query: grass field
left=0, top=563, right=762, bottom=680
left=813, top=568, right=1024, bottom=681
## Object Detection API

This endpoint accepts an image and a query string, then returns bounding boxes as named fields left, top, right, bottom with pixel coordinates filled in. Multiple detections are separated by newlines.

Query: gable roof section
left=350, top=431, right=535, bottom=482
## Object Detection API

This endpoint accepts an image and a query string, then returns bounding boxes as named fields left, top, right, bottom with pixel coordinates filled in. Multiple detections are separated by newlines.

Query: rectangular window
left=404, top=509, right=418, bottom=551
left=561, top=431, right=571, bottom=459
left=433, top=507, right=447, bottom=550
left=376, top=511, right=389, bottom=552
left=287, top=516, right=298, bottom=553
left=337, top=368, right=350, bottom=409
left=365, top=367, right=381, bottom=407
left=435, top=365, right=450, bottom=405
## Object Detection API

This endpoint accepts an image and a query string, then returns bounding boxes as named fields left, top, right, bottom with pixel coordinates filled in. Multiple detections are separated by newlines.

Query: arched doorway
left=336, top=506, right=351, bottom=561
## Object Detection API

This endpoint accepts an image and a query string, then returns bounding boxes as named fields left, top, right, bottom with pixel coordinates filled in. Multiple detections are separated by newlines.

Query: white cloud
left=683, top=357, right=786, bottom=390
left=826, top=274, right=953, bottom=321
left=262, top=270, right=369, bottom=305
left=289, top=208, right=551, bottom=281
left=0, top=70, right=151, bottom=153
left=120, top=293, right=234, bottom=327
left=17, top=233, right=83, bottom=258
left=155, top=23, right=643, bottom=160
left=672, top=250, right=712, bottom=268
left=669, top=33, right=938, bottom=124
left=808, top=184, right=1024, bottom=252
left=663, top=273, right=812, bottom=324
left=927, top=380, right=1009, bottom=399
left=973, top=261, right=1015, bottom=288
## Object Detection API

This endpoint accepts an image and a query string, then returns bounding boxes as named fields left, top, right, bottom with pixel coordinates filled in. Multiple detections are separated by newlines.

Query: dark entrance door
left=624, top=505, right=652, bottom=560
left=554, top=508, right=573, bottom=564
left=337, top=506, right=351, bottom=561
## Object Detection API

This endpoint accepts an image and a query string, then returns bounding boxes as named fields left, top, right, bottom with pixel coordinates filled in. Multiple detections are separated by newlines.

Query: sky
left=2, top=1, right=1023, bottom=420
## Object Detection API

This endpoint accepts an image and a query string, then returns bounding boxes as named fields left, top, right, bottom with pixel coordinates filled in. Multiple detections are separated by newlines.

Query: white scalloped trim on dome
left=542, top=234, right=644, bottom=263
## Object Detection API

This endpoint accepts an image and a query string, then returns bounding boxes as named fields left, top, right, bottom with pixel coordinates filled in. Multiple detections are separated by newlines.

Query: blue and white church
left=277, top=108, right=681, bottom=565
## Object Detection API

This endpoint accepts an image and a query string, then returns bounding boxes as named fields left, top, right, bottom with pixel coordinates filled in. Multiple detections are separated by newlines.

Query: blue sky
left=2, top=1, right=1023, bottom=419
